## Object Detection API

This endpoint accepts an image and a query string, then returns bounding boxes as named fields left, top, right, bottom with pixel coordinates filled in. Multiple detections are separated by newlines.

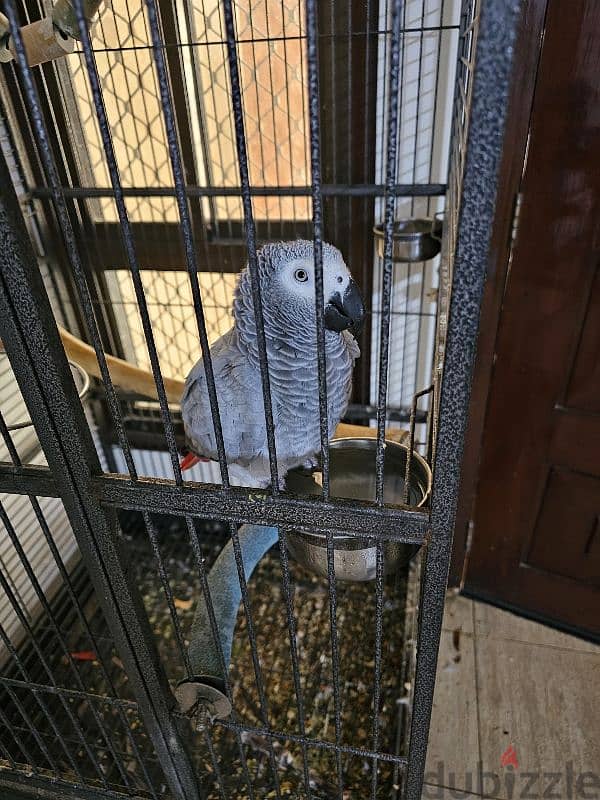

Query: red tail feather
left=180, top=452, right=210, bottom=471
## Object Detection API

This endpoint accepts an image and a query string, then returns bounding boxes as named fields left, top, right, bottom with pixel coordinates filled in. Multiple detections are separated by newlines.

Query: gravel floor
left=0, top=511, right=418, bottom=799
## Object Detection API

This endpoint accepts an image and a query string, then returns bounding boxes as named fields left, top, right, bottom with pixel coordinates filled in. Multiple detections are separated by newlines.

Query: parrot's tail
left=180, top=452, right=210, bottom=471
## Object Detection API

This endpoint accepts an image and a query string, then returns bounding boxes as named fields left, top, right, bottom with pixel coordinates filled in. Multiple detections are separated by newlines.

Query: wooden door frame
left=449, top=0, right=549, bottom=586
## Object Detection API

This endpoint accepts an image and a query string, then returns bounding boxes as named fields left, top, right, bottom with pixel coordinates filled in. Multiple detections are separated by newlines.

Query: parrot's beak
left=324, top=278, right=365, bottom=339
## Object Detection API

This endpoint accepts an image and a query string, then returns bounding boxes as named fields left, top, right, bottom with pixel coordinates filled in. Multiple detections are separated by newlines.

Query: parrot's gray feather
left=182, top=240, right=361, bottom=487
left=182, top=328, right=267, bottom=462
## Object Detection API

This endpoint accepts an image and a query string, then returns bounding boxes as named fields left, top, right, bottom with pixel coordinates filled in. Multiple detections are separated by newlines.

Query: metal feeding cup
left=373, top=217, right=443, bottom=263
left=286, top=438, right=432, bottom=582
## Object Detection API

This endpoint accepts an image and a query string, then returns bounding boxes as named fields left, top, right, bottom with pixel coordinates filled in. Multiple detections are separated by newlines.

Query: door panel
left=549, top=410, right=600, bottom=478
left=526, top=468, right=600, bottom=586
left=564, top=268, right=600, bottom=414
left=463, top=0, right=600, bottom=639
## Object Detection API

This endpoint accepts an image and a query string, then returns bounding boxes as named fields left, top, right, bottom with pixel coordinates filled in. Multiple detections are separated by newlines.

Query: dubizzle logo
left=501, top=744, right=519, bottom=770
left=425, top=745, right=600, bottom=799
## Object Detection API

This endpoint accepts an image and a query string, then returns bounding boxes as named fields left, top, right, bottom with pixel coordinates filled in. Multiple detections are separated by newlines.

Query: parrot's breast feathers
left=182, top=240, right=363, bottom=487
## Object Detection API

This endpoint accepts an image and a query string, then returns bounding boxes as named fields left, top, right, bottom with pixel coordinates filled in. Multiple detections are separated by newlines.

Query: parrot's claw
left=300, top=455, right=320, bottom=473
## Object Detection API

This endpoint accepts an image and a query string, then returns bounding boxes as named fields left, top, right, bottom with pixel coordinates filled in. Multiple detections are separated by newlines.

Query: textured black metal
left=0, top=402, right=158, bottom=796
left=0, top=771, right=138, bottom=800
left=324, top=527, right=344, bottom=798
left=29, top=496, right=157, bottom=800
left=0, top=0, right=517, bottom=795
left=203, top=728, right=228, bottom=800
left=182, top=516, right=256, bottom=798
left=403, top=386, right=434, bottom=505
left=0, top=502, right=133, bottom=789
left=0, top=675, right=130, bottom=710
left=0, top=683, right=54, bottom=774
left=371, top=540, right=385, bottom=798
left=303, top=8, right=344, bottom=790
left=404, top=1, right=522, bottom=797
left=0, top=616, right=77, bottom=779
left=3, top=0, right=138, bottom=480
left=346, top=404, right=428, bottom=424
left=142, top=511, right=193, bottom=675
left=0, top=408, right=20, bottom=464
left=375, top=0, right=404, bottom=506
left=144, top=0, right=231, bottom=488
left=94, top=474, right=429, bottom=542
left=0, top=147, right=202, bottom=800
left=275, top=528, right=312, bottom=798
left=215, top=717, right=409, bottom=766
left=73, top=0, right=183, bottom=485
left=28, top=183, right=448, bottom=199
left=227, top=523, right=283, bottom=797
left=0, top=716, right=18, bottom=771
left=305, top=0, right=330, bottom=501
left=222, top=0, right=281, bottom=492
left=0, top=463, right=59, bottom=497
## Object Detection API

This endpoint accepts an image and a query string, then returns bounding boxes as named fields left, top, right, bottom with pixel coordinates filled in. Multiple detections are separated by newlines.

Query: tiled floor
left=425, top=592, right=600, bottom=799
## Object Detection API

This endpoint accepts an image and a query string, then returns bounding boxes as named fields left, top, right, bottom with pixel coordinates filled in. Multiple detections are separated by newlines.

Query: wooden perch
left=57, top=326, right=409, bottom=444
left=58, top=326, right=185, bottom=405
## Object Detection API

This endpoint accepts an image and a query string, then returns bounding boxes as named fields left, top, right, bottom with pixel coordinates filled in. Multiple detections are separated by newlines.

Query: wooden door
left=460, top=0, right=600, bottom=639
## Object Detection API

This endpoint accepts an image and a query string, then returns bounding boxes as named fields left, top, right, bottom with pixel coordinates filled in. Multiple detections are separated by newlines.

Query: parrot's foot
left=227, top=458, right=291, bottom=491
left=227, top=463, right=272, bottom=489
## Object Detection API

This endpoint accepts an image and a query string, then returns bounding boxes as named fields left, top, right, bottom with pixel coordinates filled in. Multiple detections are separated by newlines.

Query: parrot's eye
left=337, top=275, right=343, bottom=283
left=294, top=268, right=309, bottom=282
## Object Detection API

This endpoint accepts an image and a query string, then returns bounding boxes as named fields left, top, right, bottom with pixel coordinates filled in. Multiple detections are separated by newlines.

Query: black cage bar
left=0, top=0, right=521, bottom=797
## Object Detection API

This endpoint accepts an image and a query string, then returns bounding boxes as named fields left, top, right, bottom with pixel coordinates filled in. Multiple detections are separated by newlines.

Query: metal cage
left=0, top=0, right=520, bottom=797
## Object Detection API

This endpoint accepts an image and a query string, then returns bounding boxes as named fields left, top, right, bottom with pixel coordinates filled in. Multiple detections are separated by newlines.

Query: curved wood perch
left=57, top=326, right=409, bottom=444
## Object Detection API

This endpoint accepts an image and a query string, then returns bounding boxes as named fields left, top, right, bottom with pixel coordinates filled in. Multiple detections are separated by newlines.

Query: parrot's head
left=238, top=240, right=365, bottom=339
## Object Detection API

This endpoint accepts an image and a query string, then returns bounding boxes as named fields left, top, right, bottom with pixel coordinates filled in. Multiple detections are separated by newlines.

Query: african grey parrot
left=180, top=240, right=365, bottom=488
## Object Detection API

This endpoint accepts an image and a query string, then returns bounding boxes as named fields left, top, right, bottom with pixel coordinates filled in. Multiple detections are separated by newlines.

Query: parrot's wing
left=181, top=328, right=237, bottom=425
left=182, top=329, right=266, bottom=463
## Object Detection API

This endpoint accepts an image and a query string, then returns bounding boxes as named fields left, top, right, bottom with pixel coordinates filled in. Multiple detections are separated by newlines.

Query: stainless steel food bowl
left=373, top=217, right=443, bottom=263
left=69, top=360, right=90, bottom=401
left=1, top=358, right=90, bottom=432
left=285, top=438, right=431, bottom=582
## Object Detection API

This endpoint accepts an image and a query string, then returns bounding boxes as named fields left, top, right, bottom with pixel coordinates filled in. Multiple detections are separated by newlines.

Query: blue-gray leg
left=188, top=524, right=279, bottom=683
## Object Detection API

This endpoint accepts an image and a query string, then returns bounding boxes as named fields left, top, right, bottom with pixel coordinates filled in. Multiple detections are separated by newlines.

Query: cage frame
left=0, top=0, right=522, bottom=797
